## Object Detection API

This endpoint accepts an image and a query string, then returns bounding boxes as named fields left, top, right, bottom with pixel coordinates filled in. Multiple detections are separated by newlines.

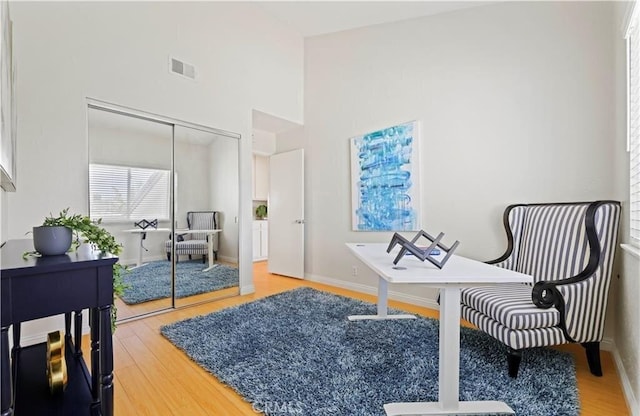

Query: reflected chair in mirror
left=165, top=211, right=220, bottom=263
left=460, top=201, right=620, bottom=378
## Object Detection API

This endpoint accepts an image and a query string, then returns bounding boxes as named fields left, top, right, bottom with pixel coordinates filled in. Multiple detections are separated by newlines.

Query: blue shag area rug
left=160, top=288, right=579, bottom=416
left=120, top=260, right=239, bottom=304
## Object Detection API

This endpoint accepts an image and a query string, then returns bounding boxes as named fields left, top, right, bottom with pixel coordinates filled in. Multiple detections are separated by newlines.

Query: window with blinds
left=627, top=7, right=640, bottom=245
left=89, top=163, right=170, bottom=222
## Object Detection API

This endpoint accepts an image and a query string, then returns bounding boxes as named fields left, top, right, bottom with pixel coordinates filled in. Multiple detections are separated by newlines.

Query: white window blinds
left=89, top=163, right=170, bottom=222
left=628, top=9, right=640, bottom=244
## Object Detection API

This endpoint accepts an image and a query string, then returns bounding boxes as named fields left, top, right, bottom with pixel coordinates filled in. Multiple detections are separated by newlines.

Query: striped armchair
left=165, top=211, right=219, bottom=262
left=460, top=201, right=620, bottom=378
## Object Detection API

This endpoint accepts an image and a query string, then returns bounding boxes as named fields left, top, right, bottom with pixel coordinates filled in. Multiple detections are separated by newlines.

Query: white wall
left=613, top=2, right=639, bottom=413
left=6, top=1, right=303, bottom=341
left=615, top=249, right=640, bottom=415
left=253, top=128, right=277, bottom=155
left=209, top=136, right=240, bottom=263
left=304, top=2, right=617, bottom=307
left=1, top=190, right=5, bottom=242
left=276, top=126, right=305, bottom=154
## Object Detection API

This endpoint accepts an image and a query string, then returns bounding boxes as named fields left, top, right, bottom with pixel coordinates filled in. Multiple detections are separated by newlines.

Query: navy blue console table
left=1, top=239, right=117, bottom=416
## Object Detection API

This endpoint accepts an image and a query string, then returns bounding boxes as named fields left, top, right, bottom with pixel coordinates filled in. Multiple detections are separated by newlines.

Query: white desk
left=124, top=228, right=171, bottom=267
left=346, top=243, right=532, bottom=416
left=124, top=228, right=221, bottom=270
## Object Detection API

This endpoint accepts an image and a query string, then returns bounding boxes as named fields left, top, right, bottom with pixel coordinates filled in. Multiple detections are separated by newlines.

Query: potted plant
left=25, top=208, right=127, bottom=329
left=255, top=204, right=268, bottom=220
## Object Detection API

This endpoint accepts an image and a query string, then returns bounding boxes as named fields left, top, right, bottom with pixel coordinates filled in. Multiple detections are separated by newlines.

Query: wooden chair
left=460, top=201, right=620, bottom=377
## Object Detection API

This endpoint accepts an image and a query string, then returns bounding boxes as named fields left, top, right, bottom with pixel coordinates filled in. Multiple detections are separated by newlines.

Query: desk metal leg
left=439, top=287, right=461, bottom=409
left=203, top=234, right=218, bottom=272
left=136, top=233, right=144, bottom=268
left=348, top=276, right=415, bottom=321
left=383, top=287, right=515, bottom=415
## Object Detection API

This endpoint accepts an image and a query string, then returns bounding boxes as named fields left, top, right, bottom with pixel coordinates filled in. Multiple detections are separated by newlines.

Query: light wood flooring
left=88, top=261, right=630, bottom=415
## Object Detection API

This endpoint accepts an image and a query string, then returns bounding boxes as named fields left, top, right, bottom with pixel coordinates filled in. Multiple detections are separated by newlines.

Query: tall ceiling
left=256, top=1, right=489, bottom=37
left=252, top=2, right=489, bottom=132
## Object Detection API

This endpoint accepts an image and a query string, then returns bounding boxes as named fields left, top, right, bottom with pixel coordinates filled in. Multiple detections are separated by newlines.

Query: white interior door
left=268, top=149, right=304, bottom=278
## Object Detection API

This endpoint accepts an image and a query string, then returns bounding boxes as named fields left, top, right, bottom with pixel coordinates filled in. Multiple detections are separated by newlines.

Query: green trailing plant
left=24, top=208, right=128, bottom=330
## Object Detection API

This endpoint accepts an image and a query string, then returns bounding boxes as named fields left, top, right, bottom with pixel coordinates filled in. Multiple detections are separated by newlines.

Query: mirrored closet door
left=173, top=125, right=240, bottom=308
left=87, top=103, right=240, bottom=321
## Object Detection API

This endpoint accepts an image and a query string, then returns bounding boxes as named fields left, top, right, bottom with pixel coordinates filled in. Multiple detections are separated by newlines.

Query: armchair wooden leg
left=581, top=342, right=602, bottom=376
left=507, top=348, right=522, bottom=378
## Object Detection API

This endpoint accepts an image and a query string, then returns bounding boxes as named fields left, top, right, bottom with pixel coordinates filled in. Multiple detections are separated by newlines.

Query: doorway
left=251, top=110, right=304, bottom=279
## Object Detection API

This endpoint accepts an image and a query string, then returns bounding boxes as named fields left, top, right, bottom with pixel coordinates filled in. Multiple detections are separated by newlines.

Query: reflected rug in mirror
left=160, top=287, right=579, bottom=416
left=120, top=260, right=238, bottom=304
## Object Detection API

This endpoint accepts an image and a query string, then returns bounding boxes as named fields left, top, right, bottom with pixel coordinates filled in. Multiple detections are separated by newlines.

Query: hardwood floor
left=91, top=261, right=630, bottom=415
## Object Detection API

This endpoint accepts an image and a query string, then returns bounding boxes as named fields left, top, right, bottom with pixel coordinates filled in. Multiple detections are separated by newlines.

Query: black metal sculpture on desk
left=134, top=219, right=158, bottom=252
left=134, top=218, right=158, bottom=230
left=387, top=230, right=460, bottom=269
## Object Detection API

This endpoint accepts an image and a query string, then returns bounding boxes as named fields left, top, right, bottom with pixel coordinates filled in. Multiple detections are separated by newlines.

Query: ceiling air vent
left=169, top=57, right=196, bottom=80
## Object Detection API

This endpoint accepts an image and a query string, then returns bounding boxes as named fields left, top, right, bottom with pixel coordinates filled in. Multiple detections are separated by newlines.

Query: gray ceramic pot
left=33, top=226, right=72, bottom=256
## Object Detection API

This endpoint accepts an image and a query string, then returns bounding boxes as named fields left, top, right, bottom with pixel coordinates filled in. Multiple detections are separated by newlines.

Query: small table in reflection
left=124, top=229, right=221, bottom=271
left=175, top=229, right=222, bottom=271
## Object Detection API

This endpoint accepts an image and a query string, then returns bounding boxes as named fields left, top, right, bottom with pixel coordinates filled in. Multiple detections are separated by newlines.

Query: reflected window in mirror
left=89, top=163, right=170, bottom=222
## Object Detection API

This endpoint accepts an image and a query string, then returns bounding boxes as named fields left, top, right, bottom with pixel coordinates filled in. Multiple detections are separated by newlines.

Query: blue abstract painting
left=350, top=121, right=421, bottom=231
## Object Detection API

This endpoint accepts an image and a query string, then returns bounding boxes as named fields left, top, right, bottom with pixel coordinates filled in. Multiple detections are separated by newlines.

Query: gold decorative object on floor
left=46, top=330, right=68, bottom=394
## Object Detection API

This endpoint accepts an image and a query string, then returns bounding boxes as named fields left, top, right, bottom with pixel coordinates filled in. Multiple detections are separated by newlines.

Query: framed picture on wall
left=0, top=0, right=16, bottom=192
left=350, top=120, right=421, bottom=231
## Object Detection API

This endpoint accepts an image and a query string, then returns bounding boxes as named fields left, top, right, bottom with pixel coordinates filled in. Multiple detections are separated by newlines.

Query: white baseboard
left=218, top=255, right=238, bottom=264
left=305, top=273, right=440, bottom=310
left=240, top=284, right=255, bottom=295
left=611, top=343, right=640, bottom=416
left=601, top=337, right=615, bottom=351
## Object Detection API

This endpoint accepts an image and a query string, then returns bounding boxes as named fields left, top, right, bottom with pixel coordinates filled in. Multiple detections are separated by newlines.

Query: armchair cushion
left=171, top=240, right=209, bottom=255
left=462, top=305, right=567, bottom=350
left=461, top=284, right=560, bottom=330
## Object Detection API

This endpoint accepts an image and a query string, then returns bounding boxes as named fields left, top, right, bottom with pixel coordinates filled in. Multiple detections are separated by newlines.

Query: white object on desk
left=346, top=243, right=532, bottom=416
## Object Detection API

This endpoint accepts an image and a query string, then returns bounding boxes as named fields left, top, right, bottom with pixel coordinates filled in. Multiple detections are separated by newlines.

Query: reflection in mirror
left=173, top=125, right=239, bottom=308
left=88, top=107, right=173, bottom=320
